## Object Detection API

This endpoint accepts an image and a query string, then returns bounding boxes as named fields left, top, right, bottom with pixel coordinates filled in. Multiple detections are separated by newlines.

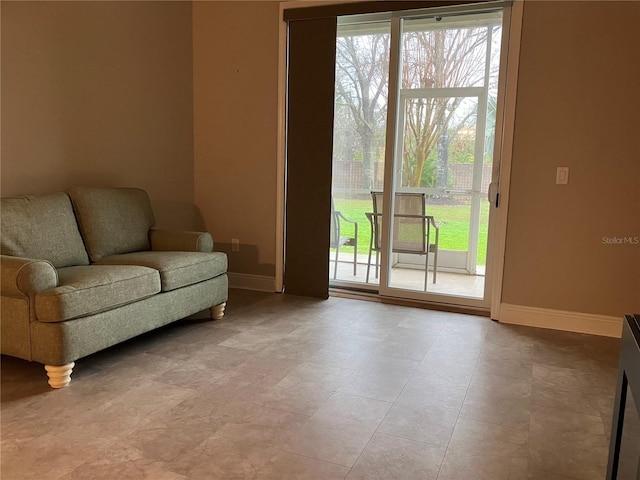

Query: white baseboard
left=497, top=303, right=623, bottom=338
left=228, top=273, right=278, bottom=292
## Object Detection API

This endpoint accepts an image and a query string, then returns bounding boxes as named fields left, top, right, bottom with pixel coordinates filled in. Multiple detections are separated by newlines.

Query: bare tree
left=335, top=32, right=389, bottom=189
left=335, top=22, right=498, bottom=190
left=401, top=26, right=489, bottom=188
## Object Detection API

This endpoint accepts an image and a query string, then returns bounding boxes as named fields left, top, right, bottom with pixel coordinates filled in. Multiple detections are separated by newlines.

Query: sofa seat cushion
left=35, top=265, right=160, bottom=322
left=94, top=251, right=227, bottom=292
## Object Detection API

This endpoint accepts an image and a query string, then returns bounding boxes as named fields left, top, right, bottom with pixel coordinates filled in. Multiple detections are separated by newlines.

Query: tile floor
left=1, top=289, right=620, bottom=479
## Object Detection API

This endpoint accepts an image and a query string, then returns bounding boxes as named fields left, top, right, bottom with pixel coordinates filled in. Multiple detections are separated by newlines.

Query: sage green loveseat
left=1, top=187, right=228, bottom=388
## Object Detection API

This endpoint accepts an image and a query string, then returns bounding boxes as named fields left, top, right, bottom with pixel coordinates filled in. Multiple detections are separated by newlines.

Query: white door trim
left=488, top=0, right=524, bottom=319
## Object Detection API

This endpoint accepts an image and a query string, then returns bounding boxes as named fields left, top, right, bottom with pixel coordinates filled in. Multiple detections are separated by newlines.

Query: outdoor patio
left=330, top=253, right=486, bottom=299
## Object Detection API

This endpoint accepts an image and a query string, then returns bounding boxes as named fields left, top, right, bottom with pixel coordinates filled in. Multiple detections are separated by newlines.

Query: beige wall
left=502, top=1, right=640, bottom=316
left=193, top=1, right=280, bottom=276
left=3, top=1, right=637, bottom=317
left=1, top=1, right=198, bottom=230
left=195, top=0, right=638, bottom=315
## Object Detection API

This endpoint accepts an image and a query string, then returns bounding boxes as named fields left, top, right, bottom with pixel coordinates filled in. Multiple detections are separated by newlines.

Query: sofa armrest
left=149, top=229, right=214, bottom=253
left=1, top=255, right=58, bottom=298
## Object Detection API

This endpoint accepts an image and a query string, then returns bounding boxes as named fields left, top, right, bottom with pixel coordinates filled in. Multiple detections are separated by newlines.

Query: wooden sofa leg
left=45, top=362, right=75, bottom=389
left=211, top=302, right=227, bottom=320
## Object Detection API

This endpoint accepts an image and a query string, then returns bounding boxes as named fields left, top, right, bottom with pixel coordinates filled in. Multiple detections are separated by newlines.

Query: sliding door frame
left=277, top=0, right=524, bottom=319
left=381, top=6, right=506, bottom=309
left=487, top=0, right=523, bottom=320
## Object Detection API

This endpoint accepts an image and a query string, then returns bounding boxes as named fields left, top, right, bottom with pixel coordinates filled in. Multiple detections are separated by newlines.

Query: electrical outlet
left=231, top=238, right=240, bottom=252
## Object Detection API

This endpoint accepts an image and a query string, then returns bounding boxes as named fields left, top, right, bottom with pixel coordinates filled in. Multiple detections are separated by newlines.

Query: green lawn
left=333, top=198, right=489, bottom=265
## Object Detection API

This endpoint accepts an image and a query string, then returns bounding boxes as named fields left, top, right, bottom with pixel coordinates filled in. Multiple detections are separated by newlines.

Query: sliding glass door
left=329, top=18, right=391, bottom=286
left=329, top=6, right=505, bottom=308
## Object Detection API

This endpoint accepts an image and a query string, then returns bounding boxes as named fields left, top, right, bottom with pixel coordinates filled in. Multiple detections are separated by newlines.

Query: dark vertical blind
left=283, top=0, right=496, bottom=298
left=284, top=18, right=337, bottom=298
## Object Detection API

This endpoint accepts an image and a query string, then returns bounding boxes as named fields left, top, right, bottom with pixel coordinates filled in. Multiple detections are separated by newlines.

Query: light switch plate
left=556, top=167, right=569, bottom=185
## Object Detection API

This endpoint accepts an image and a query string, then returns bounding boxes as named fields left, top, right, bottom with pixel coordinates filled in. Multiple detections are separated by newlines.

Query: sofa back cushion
left=67, top=187, right=156, bottom=262
left=1, top=193, right=90, bottom=267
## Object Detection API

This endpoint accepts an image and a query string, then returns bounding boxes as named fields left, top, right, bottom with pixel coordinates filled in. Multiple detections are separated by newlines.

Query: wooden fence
left=332, top=161, right=492, bottom=192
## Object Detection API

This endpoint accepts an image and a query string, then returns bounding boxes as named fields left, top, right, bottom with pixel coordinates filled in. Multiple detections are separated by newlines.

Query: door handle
left=443, top=189, right=470, bottom=195
left=488, top=182, right=499, bottom=207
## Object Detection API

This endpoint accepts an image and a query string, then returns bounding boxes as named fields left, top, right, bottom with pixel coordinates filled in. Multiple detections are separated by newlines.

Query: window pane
left=400, top=96, right=478, bottom=189
left=402, top=13, right=501, bottom=89
left=330, top=21, right=391, bottom=283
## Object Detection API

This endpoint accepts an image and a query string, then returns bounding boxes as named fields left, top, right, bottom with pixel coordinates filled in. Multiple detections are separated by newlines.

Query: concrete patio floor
left=330, top=253, right=486, bottom=299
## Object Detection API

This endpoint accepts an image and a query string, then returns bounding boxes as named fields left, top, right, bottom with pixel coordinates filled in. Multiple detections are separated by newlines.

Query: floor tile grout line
left=371, top=430, right=450, bottom=450
left=248, top=449, right=354, bottom=480
left=434, top=335, right=485, bottom=480
left=278, top=446, right=356, bottom=470
left=344, top=431, right=376, bottom=478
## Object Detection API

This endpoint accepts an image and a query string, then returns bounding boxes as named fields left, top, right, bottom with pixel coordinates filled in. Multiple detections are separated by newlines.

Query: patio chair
left=366, top=191, right=439, bottom=290
left=330, top=196, right=358, bottom=279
